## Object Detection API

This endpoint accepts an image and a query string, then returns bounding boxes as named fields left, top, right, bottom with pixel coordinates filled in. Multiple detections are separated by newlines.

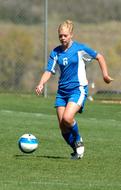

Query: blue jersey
left=46, top=41, right=98, bottom=91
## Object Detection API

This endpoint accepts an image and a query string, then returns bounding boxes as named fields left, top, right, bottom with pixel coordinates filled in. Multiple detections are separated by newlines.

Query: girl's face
left=58, top=27, right=73, bottom=49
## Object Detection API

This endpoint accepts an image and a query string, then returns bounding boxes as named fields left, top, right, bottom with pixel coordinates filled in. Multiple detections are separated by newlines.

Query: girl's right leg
left=56, top=106, right=76, bottom=152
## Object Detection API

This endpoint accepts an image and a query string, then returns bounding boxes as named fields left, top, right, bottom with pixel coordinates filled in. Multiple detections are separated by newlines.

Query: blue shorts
left=55, top=86, right=88, bottom=113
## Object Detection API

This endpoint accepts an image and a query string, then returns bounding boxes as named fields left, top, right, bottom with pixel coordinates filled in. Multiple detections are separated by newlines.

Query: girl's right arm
left=35, top=71, right=52, bottom=95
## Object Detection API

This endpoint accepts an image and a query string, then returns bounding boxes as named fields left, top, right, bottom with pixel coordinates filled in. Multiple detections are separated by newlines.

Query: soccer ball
left=18, top=134, right=39, bottom=153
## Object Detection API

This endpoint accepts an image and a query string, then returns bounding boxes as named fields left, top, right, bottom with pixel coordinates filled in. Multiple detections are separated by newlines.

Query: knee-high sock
left=71, top=121, right=82, bottom=142
left=62, top=132, right=76, bottom=151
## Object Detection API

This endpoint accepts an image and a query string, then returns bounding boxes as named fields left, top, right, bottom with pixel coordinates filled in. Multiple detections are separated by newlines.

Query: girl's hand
left=103, top=75, right=114, bottom=84
left=35, top=84, right=44, bottom=95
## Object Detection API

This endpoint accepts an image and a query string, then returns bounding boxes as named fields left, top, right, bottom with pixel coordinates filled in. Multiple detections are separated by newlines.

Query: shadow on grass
left=37, top=155, right=67, bottom=159
left=15, top=154, right=67, bottom=160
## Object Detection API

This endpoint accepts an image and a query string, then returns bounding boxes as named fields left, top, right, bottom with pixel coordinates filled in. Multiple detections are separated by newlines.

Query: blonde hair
left=58, top=20, right=74, bottom=34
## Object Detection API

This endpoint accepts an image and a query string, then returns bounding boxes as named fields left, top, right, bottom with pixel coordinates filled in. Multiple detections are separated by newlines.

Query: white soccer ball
left=18, top=134, right=39, bottom=153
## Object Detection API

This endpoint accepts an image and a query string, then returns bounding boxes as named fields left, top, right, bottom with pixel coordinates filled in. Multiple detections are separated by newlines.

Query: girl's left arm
left=96, top=53, right=114, bottom=84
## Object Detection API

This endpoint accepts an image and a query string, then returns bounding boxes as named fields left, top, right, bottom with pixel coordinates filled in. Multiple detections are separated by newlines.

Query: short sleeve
left=46, top=50, right=58, bottom=74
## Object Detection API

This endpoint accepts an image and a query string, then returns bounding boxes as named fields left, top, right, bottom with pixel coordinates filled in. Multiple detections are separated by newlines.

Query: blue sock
left=71, top=121, right=82, bottom=142
left=62, top=132, right=76, bottom=151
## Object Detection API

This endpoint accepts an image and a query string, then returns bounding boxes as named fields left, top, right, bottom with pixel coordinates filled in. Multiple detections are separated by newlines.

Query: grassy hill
left=0, top=21, right=121, bottom=93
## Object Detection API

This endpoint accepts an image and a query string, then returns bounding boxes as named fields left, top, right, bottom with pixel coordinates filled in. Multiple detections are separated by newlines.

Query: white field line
left=0, top=109, right=120, bottom=125
left=0, top=109, right=56, bottom=118
left=0, top=179, right=81, bottom=187
left=101, top=100, right=121, bottom=104
left=0, top=179, right=121, bottom=188
left=0, top=179, right=70, bottom=186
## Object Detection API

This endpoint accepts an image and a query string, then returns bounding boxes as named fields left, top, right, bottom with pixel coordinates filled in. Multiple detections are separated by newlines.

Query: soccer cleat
left=70, top=142, right=84, bottom=160
left=75, top=141, right=84, bottom=158
left=71, top=152, right=83, bottom=160
left=70, top=151, right=76, bottom=157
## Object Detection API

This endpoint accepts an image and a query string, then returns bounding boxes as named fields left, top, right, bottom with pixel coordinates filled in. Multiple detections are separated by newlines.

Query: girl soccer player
left=35, top=20, right=113, bottom=159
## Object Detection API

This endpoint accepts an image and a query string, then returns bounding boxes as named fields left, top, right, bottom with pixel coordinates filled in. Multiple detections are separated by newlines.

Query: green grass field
left=0, top=93, right=121, bottom=190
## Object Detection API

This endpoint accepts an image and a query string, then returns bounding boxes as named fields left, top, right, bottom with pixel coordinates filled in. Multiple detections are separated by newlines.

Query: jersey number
left=63, top=58, right=68, bottom=66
